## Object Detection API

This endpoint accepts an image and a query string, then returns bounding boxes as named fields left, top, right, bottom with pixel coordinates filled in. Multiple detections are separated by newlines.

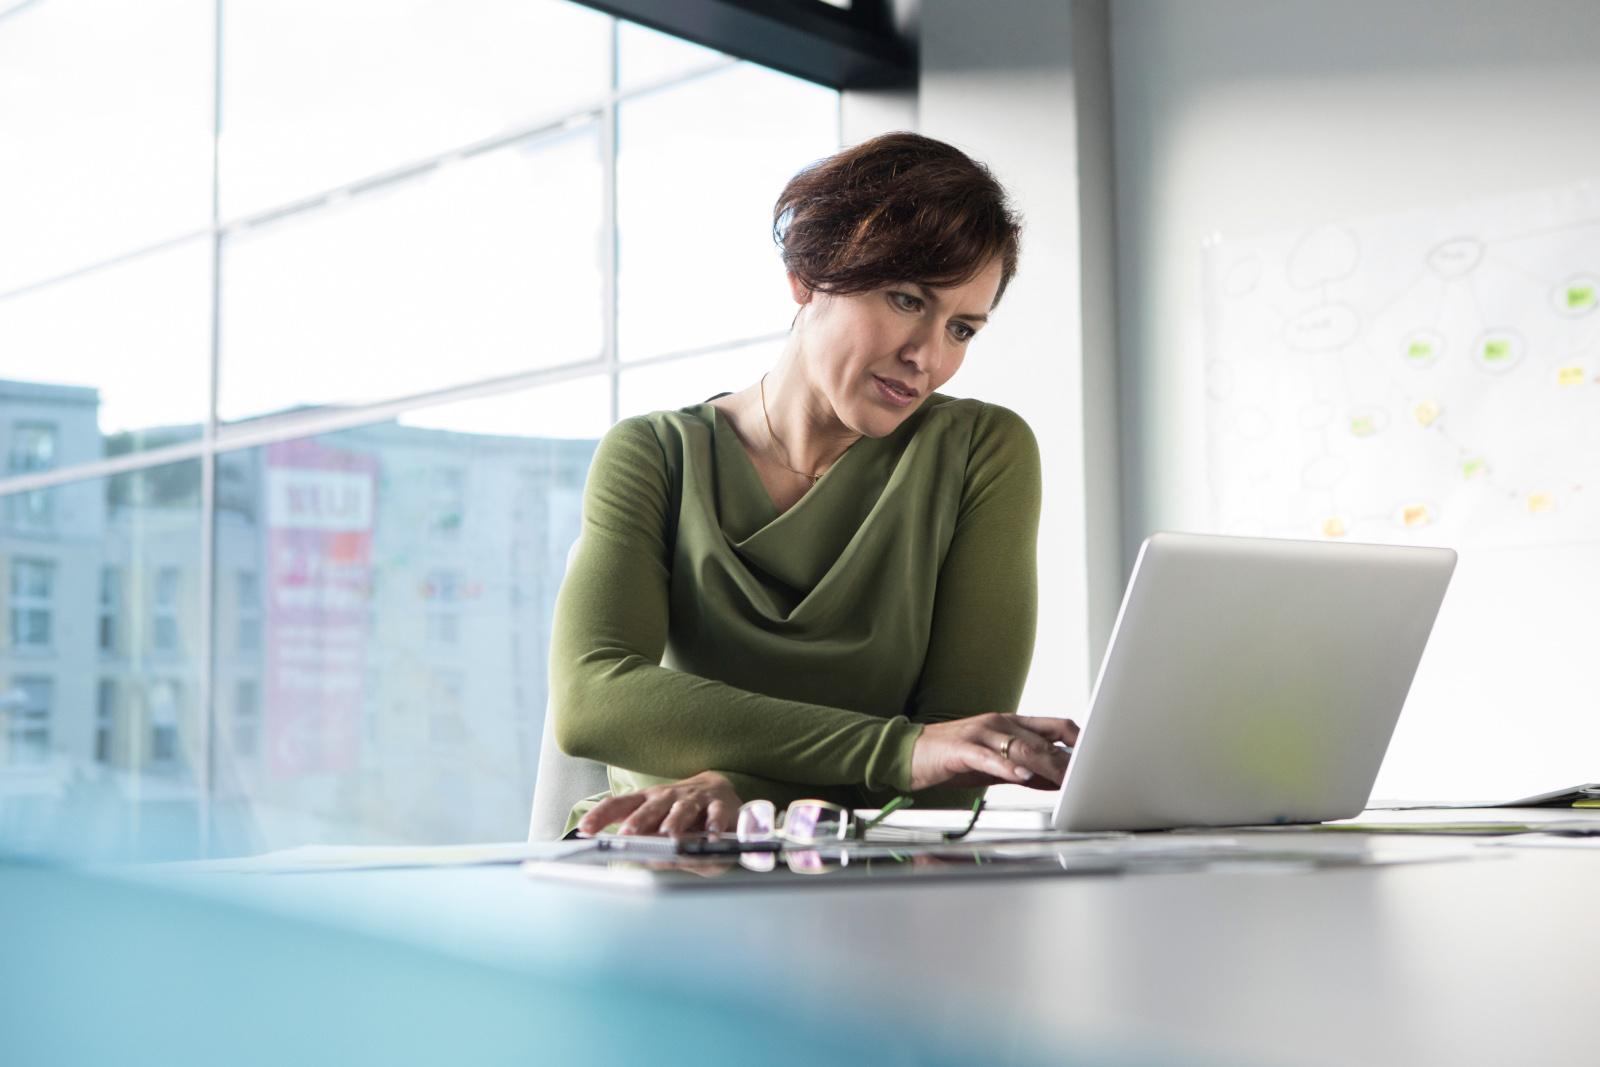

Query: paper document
left=1370, top=784, right=1600, bottom=809
left=164, top=840, right=598, bottom=874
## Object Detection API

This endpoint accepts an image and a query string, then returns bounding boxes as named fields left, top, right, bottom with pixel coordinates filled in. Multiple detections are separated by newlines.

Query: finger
left=1005, top=717, right=1079, bottom=773
left=961, top=740, right=1034, bottom=783
left=660, top=797, right=706, bottom=837
left=618, top=795, right=676, bottom=835
left=705, top=798, right=733, bottom=835
left=579, top=793, right=647, bottom=835
left=985, top=729, right=1068, bottom=786
left=976, top=729, right=1062, bottom=785
left=1010, top=715, right=1079, bottom=746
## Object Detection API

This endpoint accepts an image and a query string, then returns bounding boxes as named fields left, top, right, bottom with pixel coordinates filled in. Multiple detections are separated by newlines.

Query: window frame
left=0, top=3, right=843, bottom=848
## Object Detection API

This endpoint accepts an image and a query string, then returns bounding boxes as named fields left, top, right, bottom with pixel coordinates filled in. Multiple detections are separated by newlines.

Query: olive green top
left=549, top=392, right=1042, bottom=834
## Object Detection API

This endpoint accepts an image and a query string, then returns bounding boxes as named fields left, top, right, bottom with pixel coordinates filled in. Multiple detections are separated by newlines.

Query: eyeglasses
left=734, top=795, right=985, bottom=849
left=735, top=798, right=848, bottom=848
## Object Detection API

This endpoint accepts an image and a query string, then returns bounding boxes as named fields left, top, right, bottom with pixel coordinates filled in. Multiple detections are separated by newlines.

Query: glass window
left=1, top=461, right=203, bottom=859
left=8, top=558, right=55, bottom=649
left=219, top=0, right=610, bottom=219
left=0, top=0, right=213, bottom=294
left=237, top=616, right=261, bottom=655
left=218, top=126, right=606, bottom=424
left=207, top=378, right=606, bottom=849
left=152, top=566, right=183, bottom=653
left=5, top=419, right=61, bottom=534
left=4, top=489, right=54, bottom=535
left=617, top=63, right=838, bottom=361
left=8, top=422, right=57, bottom=473
left=95, top=679, right=116, bottom=764
left=0, top=460, right=204, bottom=857
left=427, top=471, right=467, bottom=543
left=4, top=676, right=53, bottom=765
left=148, top=680, right=181, bottom=765
left=617, top=19, right=728, bottom=91
left=618, top=339, right=785, bottom=418
left=233, top=680, right=260, bottom=759
left=1, top=4, right=843, bottom=859
left=98, top=566, right=120, bottom=654
left=0, top=240, right=212, bottom=464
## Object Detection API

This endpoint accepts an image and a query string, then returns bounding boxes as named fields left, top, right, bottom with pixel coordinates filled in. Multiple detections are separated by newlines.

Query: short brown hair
left=773, top=131, right=1023, bottom=310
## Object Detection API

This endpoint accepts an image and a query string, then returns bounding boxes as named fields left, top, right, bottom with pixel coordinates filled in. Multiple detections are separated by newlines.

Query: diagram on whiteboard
left=1204, top=180, right=1600, bottom=548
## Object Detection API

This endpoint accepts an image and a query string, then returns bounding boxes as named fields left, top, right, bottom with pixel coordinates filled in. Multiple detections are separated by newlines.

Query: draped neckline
left=700, top=396, right=863, bottom=524
left=695, top=397, right=924, bottom=596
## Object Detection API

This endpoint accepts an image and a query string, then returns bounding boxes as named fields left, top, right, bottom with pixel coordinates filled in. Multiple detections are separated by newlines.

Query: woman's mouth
left=872, top=374, right=919, bottom=408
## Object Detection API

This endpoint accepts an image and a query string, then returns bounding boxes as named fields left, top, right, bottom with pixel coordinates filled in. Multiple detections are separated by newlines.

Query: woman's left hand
left=577, top=770, right=743, bottom=837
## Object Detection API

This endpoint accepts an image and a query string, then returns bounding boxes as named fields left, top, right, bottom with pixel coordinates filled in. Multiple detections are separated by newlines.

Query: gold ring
left=1000, top=737, right=1013, bottom=761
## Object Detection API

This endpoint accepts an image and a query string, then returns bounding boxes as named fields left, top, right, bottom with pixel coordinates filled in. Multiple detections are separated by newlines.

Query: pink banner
left=263, top=439, right=377, bottom=778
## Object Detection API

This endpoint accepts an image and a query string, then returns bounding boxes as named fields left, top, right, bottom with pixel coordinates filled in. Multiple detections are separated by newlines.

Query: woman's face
left=789, top=254, right=1004, bottom=438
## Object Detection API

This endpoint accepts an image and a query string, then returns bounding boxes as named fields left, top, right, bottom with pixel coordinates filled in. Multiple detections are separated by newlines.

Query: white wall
left=1111, top=0, right=1600, bottom=799
left=912, top=0, right=1123, bottom=724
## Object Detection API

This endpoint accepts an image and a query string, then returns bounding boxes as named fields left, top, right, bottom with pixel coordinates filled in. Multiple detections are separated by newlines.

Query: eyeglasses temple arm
left=857, top=794, right=915, bottom=833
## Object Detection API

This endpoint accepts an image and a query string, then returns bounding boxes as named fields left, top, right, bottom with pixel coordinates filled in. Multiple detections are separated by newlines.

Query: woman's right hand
left=576, top=770, right=742, bottom=838
left=909, top=713, right=1079, bottom=791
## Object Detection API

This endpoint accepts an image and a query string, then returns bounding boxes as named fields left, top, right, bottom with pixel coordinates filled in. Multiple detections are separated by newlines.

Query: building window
left=99, top=566, right=121, bottom=654
left=148, top=680, right=180, bottom=765
left=5, top=423, right=58, bottom=532
left=236, top=570, right=261, bottom=653
left=3, top=489, right=54, bottom=532
left=4, top=676, right=53, bottom=765
left=234, top=679, right=259, bottom=758
left=427, top=468, right=465, bottom=540
left=152, top=566, right=182, bottom=653
left=96, top=679, right=117, bottom=764
left=425, top=569, right=462, bottom=646
left=8, top=421, right=57, bottom=473
left=9, top=558, right=54, bottom=649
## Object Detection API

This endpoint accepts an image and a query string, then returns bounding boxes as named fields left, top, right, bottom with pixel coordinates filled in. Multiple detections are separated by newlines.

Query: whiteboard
left=1204, top=180, right=1600, bottom=550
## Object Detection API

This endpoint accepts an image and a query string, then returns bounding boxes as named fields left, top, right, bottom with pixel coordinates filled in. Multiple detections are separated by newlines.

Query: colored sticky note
left=1557, top=365, right=1585, bottom=386
left=1407, top=340, right=1435, bottom=360
left=1321, top=517, right=1347, bottom=538
left=1413, top=400, right=1440, bottom=427
left=1461, top=457, right=1487, bottom=479
left=1482, top=339, right=1511, bottom=361
left=1528, top=492, right=1555, bottom=514
left=1351, top=416, right=1375, bottom=437
left=1568, top=285, right=1596, bottom=311
left=1402, top=504, right=1431, bottom=527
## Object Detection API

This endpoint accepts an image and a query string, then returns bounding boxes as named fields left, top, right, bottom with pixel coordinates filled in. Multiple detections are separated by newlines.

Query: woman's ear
left=786, top=270, right=814, bottom=307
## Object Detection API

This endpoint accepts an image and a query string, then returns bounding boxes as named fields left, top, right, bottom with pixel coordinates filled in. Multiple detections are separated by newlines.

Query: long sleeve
left=869, top=403, right=1041, bottom=810
left=548, top=417, right=924, bottom=794
left=907, top=402, right=1042, bottom=723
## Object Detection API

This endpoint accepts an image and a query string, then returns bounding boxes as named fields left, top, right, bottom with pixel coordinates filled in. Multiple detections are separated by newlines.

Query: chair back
left=527, top=700, right=608, bottom=840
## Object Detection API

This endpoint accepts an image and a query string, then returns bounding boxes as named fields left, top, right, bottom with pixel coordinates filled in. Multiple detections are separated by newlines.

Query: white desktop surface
left=136, top=812, right=1599, bottom=1067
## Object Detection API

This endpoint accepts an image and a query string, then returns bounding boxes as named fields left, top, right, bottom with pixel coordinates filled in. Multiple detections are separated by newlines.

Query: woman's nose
left=898, top=324, right=941, bottom=375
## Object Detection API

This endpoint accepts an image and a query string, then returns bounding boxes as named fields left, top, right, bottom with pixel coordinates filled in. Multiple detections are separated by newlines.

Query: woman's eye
left=892, top=291, right=922, bottom=311
left=951, top=323, right=975, bottom=342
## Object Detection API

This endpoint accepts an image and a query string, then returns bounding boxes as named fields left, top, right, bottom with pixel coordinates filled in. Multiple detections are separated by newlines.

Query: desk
left=10, top=812, right=1600, bottom=1066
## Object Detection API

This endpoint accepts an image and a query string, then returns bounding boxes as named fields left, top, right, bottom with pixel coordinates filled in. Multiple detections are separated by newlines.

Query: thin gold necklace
left=759, top=373, right=828, bottom=485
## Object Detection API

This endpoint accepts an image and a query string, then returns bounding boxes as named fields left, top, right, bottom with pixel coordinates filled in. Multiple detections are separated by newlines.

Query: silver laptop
left=1052, top=532, right=1456, bottom=832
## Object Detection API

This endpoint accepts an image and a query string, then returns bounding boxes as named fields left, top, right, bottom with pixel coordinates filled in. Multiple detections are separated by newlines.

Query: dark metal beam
left=573, top=0, right=915, bottom=90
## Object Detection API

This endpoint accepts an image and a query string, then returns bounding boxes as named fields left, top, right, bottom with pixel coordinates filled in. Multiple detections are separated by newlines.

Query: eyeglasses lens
left=784, top=802, right=847, bottom=844
left=736, top=799, right=776, bottom=842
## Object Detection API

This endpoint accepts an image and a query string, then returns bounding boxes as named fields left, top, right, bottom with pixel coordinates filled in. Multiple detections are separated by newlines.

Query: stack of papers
left=1370, top=783, right=1600, bottom=809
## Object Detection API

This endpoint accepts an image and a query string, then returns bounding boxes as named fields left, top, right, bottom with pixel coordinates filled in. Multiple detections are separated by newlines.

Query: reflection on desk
left=12, top=810, right=1600, bottom=1067
left=523, top=835, right=1480, bottom=890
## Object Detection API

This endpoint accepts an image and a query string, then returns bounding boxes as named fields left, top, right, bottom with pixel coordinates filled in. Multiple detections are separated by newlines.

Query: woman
left=551, top=131, right=1079, bottom=838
